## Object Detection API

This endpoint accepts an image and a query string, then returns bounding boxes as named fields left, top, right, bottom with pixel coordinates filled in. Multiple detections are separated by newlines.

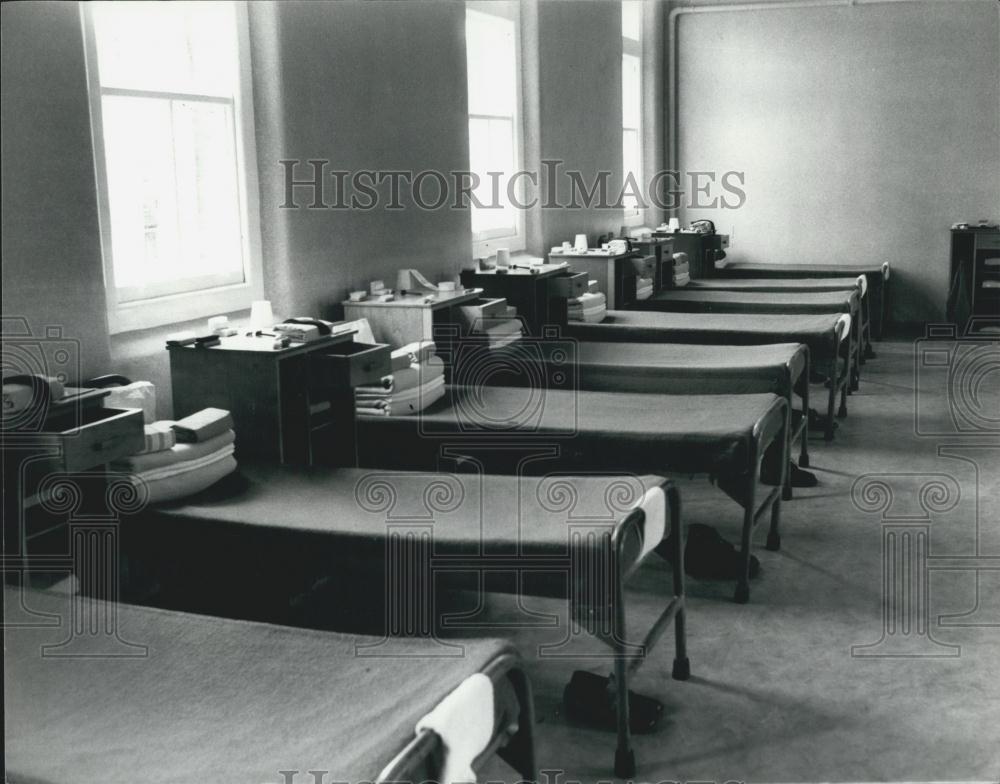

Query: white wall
left=670, top=0, right=1000, bottom=323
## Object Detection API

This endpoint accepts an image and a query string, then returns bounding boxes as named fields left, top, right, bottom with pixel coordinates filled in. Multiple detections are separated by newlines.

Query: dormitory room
left=2, top=0, right=999, bottom=781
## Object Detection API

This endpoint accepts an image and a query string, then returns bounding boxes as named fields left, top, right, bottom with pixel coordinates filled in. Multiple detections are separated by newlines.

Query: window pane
left=101, top=95, right=244, bottom=301
left=91, top=1, right=238, bottom=97
left=171, top=101, right=245, bottom=288
left=622, top=1, right=641, bottom=42
left=622, top=54, right=641, bottom=129
left=466, top=9, right=517, bottom=118
left=469, top=117, right=517, bottom=236
left=622, top=128, right=641, bottom=211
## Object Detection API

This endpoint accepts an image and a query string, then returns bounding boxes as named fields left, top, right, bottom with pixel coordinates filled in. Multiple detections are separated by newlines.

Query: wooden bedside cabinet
left=168, top=331, right=390, bottom=466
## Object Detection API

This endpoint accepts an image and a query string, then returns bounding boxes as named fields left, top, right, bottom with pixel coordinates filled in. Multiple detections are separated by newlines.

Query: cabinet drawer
left=976, top=234, right=1000, bottom=250
left=459, top=297, right=509, bottom=320
left=548, top=271, right=588, bottom=299
left=314, top=341, right=391, bottom=388
left=27, top=407, right=145, bottom=473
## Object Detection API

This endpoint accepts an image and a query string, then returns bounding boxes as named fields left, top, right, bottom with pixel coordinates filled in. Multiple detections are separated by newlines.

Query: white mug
left=249, top=300, right=274, bottom=330
left=496, top=248, right=511, bottom=267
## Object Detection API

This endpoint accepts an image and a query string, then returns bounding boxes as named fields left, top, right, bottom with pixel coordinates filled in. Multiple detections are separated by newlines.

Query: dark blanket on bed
left=687, top=277, right=861, bottom=292
left=719, top=262, right=885, bottom=278
left=3, top=586, right=512, bottom=783
left=136, top=464, right=668, bottom=556
left=533, top=340, right=806, bottom=396
left=356, top=385, right=784, bottom=478
left=642, top=289, right=856, bottom=315
left=565, top=309, right=841, bottom=359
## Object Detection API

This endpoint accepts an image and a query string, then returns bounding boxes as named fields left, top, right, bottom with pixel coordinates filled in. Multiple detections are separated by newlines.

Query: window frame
left=82, top=1, right=264, bottom=335
left=622, top=2, right=643, bottom=228
left=466, top=1, right=526, bottom=259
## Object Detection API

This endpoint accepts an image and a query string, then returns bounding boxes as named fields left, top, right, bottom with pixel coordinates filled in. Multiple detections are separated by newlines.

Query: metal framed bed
left=2, top=585, right=536, bottom=784
left=119, top=466, right=686, bottom=778
left=355, top=385, right=788, bottom=606
left=520, top=339, right=812, bottom=498
left=632, top=288, right=863, bottom=391
left=716, top=261, right=890, bottom=340
left=685, top=274, right=874, bottom=359
left=565, top=310, right=851, bottom=440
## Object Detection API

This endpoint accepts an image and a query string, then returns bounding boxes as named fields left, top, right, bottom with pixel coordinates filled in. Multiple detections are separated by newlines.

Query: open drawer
left=21, top=406, right=146, bottom=474
left=548, top=271, right=588, bottom=299
left=458, top=297, right=509, bottom=321
left=313, top=341, right=392, bottom=388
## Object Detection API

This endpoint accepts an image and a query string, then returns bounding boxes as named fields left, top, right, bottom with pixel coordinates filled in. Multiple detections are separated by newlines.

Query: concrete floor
left=477, top=338, right=1000, bottom=783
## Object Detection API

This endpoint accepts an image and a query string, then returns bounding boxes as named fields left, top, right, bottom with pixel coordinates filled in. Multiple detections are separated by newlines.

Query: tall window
left=83, top=1, right=262, bottom=333
left=622, top=1, right=643, bottom=225
left=465, top=1, right=524, bottom=258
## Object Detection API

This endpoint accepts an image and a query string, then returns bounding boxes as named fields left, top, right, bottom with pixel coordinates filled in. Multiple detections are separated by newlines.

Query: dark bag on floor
left=657, top=523, right=760, bottom=581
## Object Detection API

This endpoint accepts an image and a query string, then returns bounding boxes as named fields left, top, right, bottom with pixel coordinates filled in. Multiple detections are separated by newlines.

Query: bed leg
left=836, top=341, right=849, bottom=418
left=800, top=358, right=810, bottom=467
left=612, top=561, right=635, bottom=778
left=669, top=487, right=690, bottom=681
left=612, top=649, right=635, bottom=778
left=615, top=746, right=636, bottom=779
left=734, top=476, right=755, bottom=604
left=862, top=290, right=876, bottom=359
left=849, top=327, right=859, bottom=393
left=500, top=667, right=537, bottom=781
left=825, top=359, right=837, bottom=441
left=766, top=498, right=781, bottom=552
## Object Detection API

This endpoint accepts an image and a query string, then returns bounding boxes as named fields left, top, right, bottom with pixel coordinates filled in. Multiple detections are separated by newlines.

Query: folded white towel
left=387, top=376, right=446, bottom=414
left=575, top=306, right=607, bottom=323
left=635, top=277, right=654, bottom=300
left=356, top=375, right=446, bottom=417
left=113, top=430, right=236, bottom=473
left=415, top=672, right=494, bottom=784
left=129, top=443, right=235, bottom=483
left=139, top=421, right=176, bottom=455
left=634, top=485, right=667, bottom=560
left=355, top=367, right=444, bottom=399
left=357, top=357, right=445, bottom=396
left=137, top=451, right=237, bottom=504
left=488, top=331, right=521, bottom=350
left=837, top=313, right=852, bottom=342
left=568, top=291, right=606, bottom=308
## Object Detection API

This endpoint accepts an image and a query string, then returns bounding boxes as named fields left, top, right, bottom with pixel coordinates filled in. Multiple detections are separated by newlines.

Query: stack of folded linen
left=635, top=277, right=654, bottom=300
left=112, top=407, right=236, bottom=504
left=457, top=304, right=524, bottom=350
left=355, top=342, right=446, bottom=417
left=567, top=281, right=607, bottom=323
left=669, top=253, right=690, bottom=287
left=476, top=317, right=523, bottom=349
